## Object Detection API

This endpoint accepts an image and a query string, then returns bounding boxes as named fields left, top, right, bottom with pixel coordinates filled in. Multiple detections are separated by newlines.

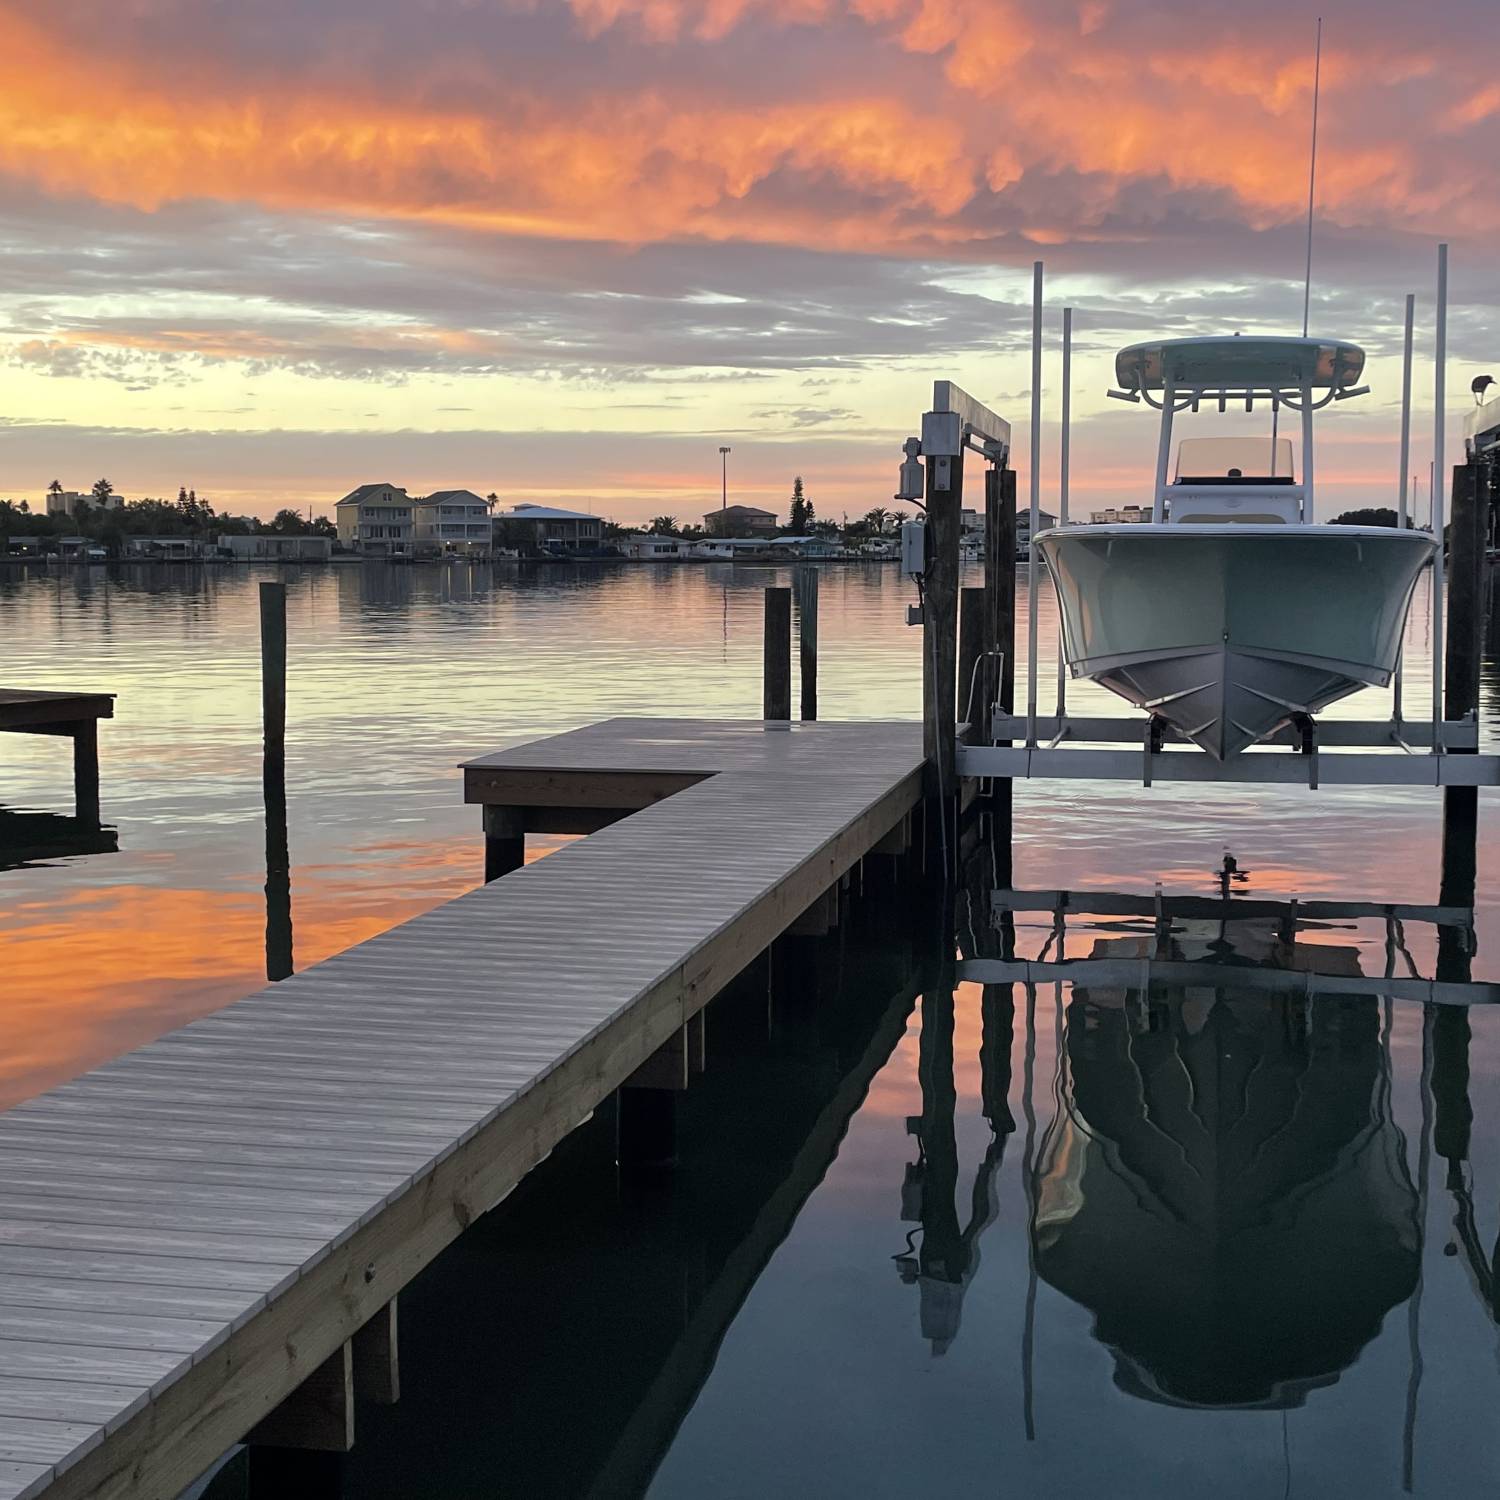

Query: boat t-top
left=1034, top=335, right=1437, bottom=759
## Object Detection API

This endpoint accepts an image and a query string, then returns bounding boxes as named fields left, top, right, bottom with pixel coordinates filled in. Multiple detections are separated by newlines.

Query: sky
left=0, top=0, right=1496, bottom=525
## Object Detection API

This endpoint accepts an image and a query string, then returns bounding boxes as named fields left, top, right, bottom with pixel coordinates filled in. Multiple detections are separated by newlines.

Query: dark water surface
left=3, top=560, right=1499, bottom=1498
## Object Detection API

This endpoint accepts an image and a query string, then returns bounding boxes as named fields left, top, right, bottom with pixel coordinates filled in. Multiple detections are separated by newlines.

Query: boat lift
left=905, top=250, right=1498, bottom=803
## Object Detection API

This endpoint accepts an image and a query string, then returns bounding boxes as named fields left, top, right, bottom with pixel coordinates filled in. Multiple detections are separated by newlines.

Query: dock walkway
left=0, top=717, right=923, bottom=1500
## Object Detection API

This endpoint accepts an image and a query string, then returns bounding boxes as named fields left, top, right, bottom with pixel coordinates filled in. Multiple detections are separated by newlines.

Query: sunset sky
left=1, top=0, right=1495, bottom=524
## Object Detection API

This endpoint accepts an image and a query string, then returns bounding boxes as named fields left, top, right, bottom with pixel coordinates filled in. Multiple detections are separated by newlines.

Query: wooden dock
left=0, top=692, right=115, bottom=826
left=0, top=717, right=923, bottom=1500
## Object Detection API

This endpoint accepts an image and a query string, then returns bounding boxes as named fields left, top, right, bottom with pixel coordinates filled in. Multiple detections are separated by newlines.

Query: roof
left=1115, top=336, right=1366, bottom=392
left=425, top=489, right=488, bottom=505
left=336, top=483, right=408, bottom=506
left=714, top=504, right=776, bottom=518
left=503, top=504, right=601, bottom=522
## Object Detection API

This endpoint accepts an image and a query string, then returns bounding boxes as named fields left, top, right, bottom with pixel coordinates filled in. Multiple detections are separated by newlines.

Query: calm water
left=3, top=559, right=1499, bottom=1497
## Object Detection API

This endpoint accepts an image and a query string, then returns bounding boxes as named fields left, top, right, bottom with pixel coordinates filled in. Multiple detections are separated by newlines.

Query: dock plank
left=1, top=717, right=924, bottom=1500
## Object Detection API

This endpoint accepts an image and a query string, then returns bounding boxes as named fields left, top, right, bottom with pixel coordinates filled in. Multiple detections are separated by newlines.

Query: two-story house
left=335, top=483, right=414, bottom=556
left=416, top=490, right=492, bottom=555
left=498, top=504, right=605, bottom=555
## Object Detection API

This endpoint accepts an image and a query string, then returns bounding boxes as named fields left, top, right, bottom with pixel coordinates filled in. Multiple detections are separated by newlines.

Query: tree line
left=2, top=480, right=335, bottom=550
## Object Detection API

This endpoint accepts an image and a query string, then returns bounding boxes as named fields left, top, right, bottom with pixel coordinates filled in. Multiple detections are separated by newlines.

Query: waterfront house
left=620, top=533, right=682, bottom=559
left=336, top=483, right=414, bottom=556
left=704, top=504, right=777, bottom=538
left=214, top=534, right=334, bottom=562
left=498, top=504, right=606, bottom=556
left=416, top=490, right=492, bottom=555
left=124, top=536, right=210, bottom=560
left=690, top=538, right=773, bottom=560
left=766, top=535, right=842, bottom=559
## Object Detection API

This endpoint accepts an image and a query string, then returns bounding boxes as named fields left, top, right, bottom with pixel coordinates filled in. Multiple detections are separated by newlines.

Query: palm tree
left=648, top=515, right=680, bottom=536
left=864, top=506, right=891, bottom=534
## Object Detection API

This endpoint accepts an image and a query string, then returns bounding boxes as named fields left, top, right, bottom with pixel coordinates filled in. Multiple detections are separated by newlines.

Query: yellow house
left=335, top=483, right=414, bottom=555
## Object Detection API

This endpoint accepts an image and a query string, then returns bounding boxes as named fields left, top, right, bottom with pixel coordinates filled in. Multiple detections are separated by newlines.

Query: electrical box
left=900, top=519, right=927, bottom=578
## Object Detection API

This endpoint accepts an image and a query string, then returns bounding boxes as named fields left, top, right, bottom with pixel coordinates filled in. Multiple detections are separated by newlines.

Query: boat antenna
left=1301, top=16, right=1323, bottom=337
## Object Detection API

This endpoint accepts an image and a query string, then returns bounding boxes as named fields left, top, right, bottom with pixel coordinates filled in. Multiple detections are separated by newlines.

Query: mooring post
left=986, top=466, right=1017, bottom=885
left=763, top=585, right=792, bottom=723
left=260, top=581, right=287, bottom=776
left=921, top=424, right=963, bottom=778
left=796, top=565, right=819, bottom=721
left=71, top=718, right=100, bottom=828
left=482, top=804, right=525, bottom=882
left=1438, top=461, right=1484, bottom=982
left=957, top=586, right=986, bottom=744
left=259, top=581, right=293, bottom=980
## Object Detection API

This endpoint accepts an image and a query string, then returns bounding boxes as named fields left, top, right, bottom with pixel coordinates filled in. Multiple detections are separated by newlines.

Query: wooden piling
left=796, top=565, right=819, bottom=721
left=1439, top=462, right=1484, bottom=982
left=71, top=718, right=99, bottom=828
left=259, top=581, right=286, bottom=779
left=922, top=450, right=964, bottom=768
left=957, top=586, right=986, bottom=742
left=985, top=465, right=1017, bottom=886
left=763, top=585, right=792, bottom=721
left=260, top=582, right=293, bottom=981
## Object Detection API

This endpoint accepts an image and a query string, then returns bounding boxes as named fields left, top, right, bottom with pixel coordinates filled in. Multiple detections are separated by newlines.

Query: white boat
left=1035, top=336, right=1436, bottom=760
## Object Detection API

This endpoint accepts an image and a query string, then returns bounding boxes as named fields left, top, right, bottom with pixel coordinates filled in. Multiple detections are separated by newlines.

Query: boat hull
left=1035, top=525, right=1436, bottom=759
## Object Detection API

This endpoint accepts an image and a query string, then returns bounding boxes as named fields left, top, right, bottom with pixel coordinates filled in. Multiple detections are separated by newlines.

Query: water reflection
left=0, top=807, right=117, bottom=871
left=1035, top=965, right=1419, bottom=1408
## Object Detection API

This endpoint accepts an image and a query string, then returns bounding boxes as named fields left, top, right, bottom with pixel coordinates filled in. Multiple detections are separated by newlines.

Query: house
left=124, top=536, right=210, bottom=560
left=765, top=535, right=842, bottom=559
left=416, top=490, right=492, bottom=554
left=46, top=490, right=124, bottom=517
left=498, top=504, right=605, bottom=555
left=619, top=533, right=682, bottom=559
left=704, top=504, right=777, bottom=538
left=335, top=483, right=414, bottom=555
left=1088, top=505, right=1149, bottom=525
left=215, top=534, right=333, bottom=562
left=690, top=538, right=772, bottom=560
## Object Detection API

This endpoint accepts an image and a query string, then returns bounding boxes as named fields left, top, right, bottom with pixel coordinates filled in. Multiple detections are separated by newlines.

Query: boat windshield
left=1175, top=436, right=1295, bottom=485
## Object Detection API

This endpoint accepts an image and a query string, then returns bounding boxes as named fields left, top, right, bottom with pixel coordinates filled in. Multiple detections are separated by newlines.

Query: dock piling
left=260, top=581, right=294, bottom=979
left=796, top=565, right=819, bottom=721
left=1439, top=461, right=1485, bottom=980
left=763, top=585, right=792, bottom=723
left=958, top=586, right=986, bottom=742
left=483, top=804, right=526, bottom=882
left=71, top=718, right=99, bottom=827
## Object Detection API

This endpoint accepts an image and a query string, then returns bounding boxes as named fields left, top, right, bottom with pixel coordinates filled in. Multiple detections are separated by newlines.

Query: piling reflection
left=0, top=807, right=117, bottom=871
left=1031, top=928, right=1421, bottom=1409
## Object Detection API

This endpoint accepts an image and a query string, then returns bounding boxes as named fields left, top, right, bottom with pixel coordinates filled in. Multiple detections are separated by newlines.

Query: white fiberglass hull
left=1035, top=524, right=1436, bottom=760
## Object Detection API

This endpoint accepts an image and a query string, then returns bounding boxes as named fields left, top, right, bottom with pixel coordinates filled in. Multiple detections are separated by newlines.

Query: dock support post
left=796, top=565, right=819, bottom=721
left=922, top=419, right=963, bottom=875
left=248, top=1341, right=354, bottom=1453
left=958, top=586, right=986, bottom=744
left=260, top=581, right=293, bottom=981
left=352, top=1298, right=399, bottom=1406
left=483, top=805, right=525, bottom=882
left=985, top=464, right=1017, bottom=885
left=763, top=586, right=792, bottom=724
left=1439, top=461, right=1484, bottom=982
left=71, top=718, right=99, bottom=827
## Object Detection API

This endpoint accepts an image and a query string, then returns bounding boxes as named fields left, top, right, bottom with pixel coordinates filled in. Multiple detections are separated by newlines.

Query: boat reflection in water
left=1034, top=922, right=1420, bottom=1409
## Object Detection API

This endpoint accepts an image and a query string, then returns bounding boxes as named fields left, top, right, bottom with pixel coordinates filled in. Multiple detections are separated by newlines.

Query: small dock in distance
left=0, top=691, right=115, bottom=827
left=0, top=717, right=923, bottom=1500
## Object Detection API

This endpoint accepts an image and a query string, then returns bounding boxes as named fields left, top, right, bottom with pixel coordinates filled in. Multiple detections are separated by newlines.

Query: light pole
left=719, top=446, right=731, bottom=527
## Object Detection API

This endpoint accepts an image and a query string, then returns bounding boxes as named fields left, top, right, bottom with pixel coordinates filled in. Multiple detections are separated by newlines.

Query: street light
left=719, top=446, right=731, bottom=524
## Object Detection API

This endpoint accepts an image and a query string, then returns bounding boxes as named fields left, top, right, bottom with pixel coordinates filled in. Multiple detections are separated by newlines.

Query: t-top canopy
left=1115, top=336, right=1366, bottom=393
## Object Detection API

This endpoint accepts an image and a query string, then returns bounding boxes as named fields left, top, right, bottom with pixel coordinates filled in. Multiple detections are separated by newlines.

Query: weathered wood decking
left=0, top=717, right=923, bottom=1500
left=0, top=692, right=115, bottom=826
